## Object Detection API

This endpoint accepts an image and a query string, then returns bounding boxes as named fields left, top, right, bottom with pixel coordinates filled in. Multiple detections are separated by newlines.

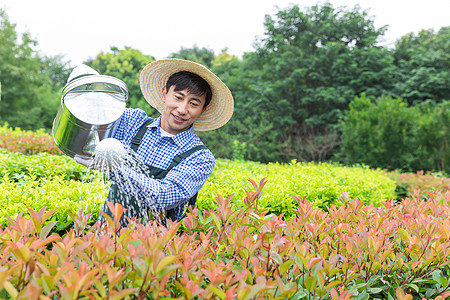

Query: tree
left=0, top=9, right=61, bottom=130
left=193, top=48, right=284, bottom=162
left=169, top=45, right=216, bottom=68
left=222, top=3, right=395, bottom=162
left=85, top=47, right=155, bottom=115
left=39, top=54, right=72, bottom=90
left=340, top=95, right=450, bottom=173
left=393, top=27, right=450, bottom=104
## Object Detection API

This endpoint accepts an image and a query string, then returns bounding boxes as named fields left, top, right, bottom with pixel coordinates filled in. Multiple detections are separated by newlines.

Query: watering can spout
left=83, top=126, right=100, bottom=155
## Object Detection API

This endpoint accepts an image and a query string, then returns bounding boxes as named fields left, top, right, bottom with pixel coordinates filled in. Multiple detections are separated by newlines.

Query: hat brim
left=139, top=59, right=234, bottom=131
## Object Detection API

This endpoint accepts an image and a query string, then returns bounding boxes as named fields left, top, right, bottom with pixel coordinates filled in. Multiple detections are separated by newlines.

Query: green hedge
left=0, top=149, right=396, bottom=230
left=0, top=150, right=103, bottom=232
left=0, top=149, right=88, bottom=182
left=199, top=159, right=396, bottom=215
left=0, top=173, right=106, bottom=232
left=340, top=95, right=450, bottom=173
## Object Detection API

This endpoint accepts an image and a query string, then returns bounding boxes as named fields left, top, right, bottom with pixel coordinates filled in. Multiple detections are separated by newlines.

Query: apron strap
left=165, top=145, right=208, bottom=173
left=130, top=118, right=154, bottom=152
left=165, top=145, right=208, bottom=222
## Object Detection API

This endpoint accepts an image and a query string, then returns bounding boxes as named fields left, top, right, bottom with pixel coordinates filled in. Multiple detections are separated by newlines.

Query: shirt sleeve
left=109, top=149, right=215, bottom=211
left=113, top=108, right=148, bottom=143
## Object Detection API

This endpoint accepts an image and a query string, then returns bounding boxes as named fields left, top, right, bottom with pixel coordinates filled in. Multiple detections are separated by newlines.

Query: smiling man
left=76, top=59, right=234, bottom=228
left=160, top=70, right=212, bottom=135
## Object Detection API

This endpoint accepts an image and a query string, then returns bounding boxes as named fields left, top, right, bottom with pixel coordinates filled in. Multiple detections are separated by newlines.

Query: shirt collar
left=147, top=116, right=196, bottom=148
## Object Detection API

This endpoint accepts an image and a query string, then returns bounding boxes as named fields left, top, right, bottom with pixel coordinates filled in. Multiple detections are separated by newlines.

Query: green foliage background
left=199, top=159, right=396, bottom=215
left=0, top=5, right=449, bottom=297
left=340, top=95, right=450, bottom=173
left=0, top=146, right=396, bottom=231
left=84, top=47, right=156, bottom=115
left=0, top=3, right=448, bottom=174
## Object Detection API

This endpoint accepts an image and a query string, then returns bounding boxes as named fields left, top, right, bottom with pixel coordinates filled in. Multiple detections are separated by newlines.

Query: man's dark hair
left=166, top=71, right=212, bottom=109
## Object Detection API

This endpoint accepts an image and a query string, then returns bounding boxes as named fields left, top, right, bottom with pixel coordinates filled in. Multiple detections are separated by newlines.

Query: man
left=76, top=59, right=234, bottom=227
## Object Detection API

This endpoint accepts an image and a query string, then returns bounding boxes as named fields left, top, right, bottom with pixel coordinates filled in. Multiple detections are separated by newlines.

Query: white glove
left=73, top=139, right=126, bottom=173
left=93, top=138, right=126, bottom=171
left=73, top=154, right=109, bottom=173
left=74, top=154, right=95, bottom=169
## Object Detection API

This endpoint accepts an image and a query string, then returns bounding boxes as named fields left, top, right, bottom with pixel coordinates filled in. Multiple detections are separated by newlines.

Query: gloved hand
left=73, top=154, right=96, bottom=169
left=74, top=154, right=112, bottom=173
left=73, top=139, right=126, bottom=173
left=93, top=138, right=126, bottom=172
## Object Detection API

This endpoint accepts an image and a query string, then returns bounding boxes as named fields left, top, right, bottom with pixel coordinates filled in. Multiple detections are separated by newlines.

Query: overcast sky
left=1, top=0, right=449, bottom=67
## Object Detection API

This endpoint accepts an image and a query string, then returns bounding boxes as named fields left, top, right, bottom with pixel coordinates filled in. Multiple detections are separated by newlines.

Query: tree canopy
left=0, top=9, right=65, bottom=130
left=85, top=47, right=155, bottom=115
left=206, top=3, right=396, bottom=162
left=0, top=5, right=448, bottom=172
left=393, top=27, right=450, bottom=104
left=168, top=45, right=216, bottom=68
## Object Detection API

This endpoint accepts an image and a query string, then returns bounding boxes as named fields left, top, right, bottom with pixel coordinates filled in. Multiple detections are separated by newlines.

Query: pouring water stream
left=84, top=138, right=163, bottom=226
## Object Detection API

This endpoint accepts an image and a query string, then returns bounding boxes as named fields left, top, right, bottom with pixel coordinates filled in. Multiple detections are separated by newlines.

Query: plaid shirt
left=110, top=108, right=215, bottom=220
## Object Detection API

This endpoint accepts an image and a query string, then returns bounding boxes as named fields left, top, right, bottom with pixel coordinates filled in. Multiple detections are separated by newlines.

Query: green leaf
left=210, top=212, right=222, bottom=232
left=325, top=280, right=343, bottom=289
left=431, top=269, right=442, bottom=284
left=39, top=221, right=57, bottom=239
left=208, top=285, right=225, bottom=300
left=131, top=257, right=147, bottom=276
left=129, top=240, right=143, bottom=249
left=367, top=287, right=383, bottom=294
left=404, top=283, right=419, bottom=293
left=91, top=276, right=106, bottom=297
left=425, top=288, right=437, bottom=299
left=356, top=292, right=370, bottom=300
left=387, top=287, right=396, bottom=300
left=304, top=276, right=317, bottom=291
left=440, top=276, right=448, bottom=288
left=279, top=259, right=294, bottom=275
left=109, top=288, right=137, bottom=300
left=155, top=255, right=177, bottom=275
left=3, top=281, right=18, bottom=299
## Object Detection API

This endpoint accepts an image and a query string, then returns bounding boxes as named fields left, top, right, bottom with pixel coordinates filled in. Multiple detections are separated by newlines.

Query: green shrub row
left=0, top=149, right=89, bottom=182
left=200, top=159, right=397, bottom=215
left=0, top=172, right=106, bottom=232
left=0, top=148, right=397, bottom=232
left=0, top=123, right=62, bottom=155
left=0, top=146, right=102, bottom=233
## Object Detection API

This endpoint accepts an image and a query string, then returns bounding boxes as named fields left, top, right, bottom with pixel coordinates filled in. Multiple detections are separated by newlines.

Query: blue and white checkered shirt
left=110, top=108, right=215, bottom=220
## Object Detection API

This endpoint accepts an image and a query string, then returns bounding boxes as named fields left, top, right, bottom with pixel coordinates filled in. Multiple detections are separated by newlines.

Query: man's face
left=160, top=85, right=206, bottom=135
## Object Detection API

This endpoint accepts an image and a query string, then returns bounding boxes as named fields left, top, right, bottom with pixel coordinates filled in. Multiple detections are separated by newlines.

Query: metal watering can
left=52, top=65, right=128, bottom=159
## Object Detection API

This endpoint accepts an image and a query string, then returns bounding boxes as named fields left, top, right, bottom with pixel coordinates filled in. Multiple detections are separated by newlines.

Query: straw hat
left=139, top=59, right=234, bottom=131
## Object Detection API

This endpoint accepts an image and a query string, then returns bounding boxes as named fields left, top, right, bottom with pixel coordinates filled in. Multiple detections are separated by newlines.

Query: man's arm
left=109, top=150, right=215, bottom=210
